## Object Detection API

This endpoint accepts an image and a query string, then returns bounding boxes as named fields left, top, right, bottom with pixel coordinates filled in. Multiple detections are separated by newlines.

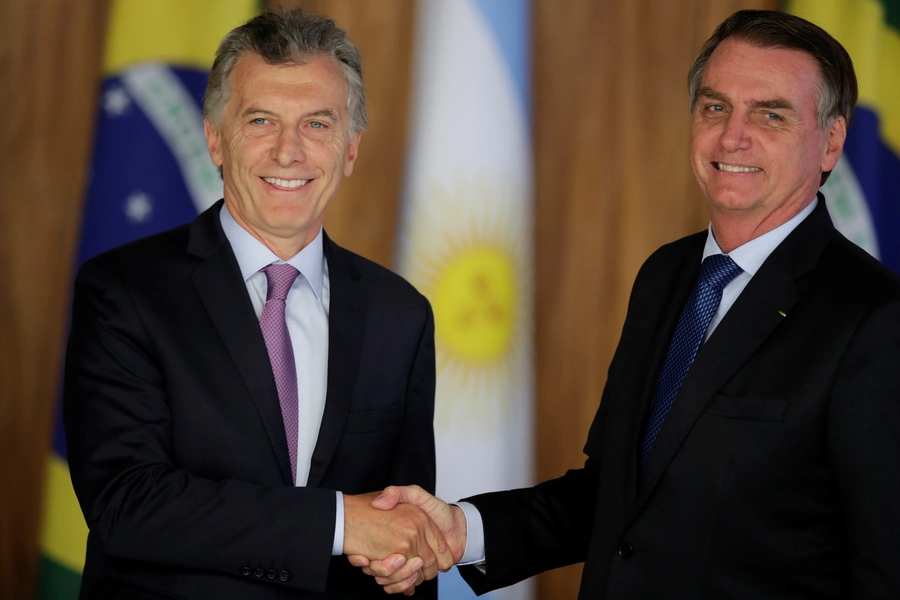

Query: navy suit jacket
left=461, top=197, right=900, bottom=599
left=64, top=201, right=437, bottom=599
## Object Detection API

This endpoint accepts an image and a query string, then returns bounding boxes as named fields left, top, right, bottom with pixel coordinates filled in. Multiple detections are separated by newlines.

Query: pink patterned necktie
left=260, top=263, right=301, bottom=484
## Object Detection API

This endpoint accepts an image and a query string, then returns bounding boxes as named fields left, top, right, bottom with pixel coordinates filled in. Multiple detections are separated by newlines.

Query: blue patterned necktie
left=640, top=254, right=743, bottom=473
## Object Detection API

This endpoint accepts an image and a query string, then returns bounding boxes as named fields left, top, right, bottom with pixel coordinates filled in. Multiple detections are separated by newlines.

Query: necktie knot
left=263, top=264, right=300, bottom=301
left=699, top=254, right=742, bottom=292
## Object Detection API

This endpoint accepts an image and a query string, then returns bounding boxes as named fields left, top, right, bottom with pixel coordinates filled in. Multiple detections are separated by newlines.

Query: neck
left=223, top=202, right=321, bottom=261
left=259, top=235, right=312, bottom=261
left=709, top=197, right=815, bottom=253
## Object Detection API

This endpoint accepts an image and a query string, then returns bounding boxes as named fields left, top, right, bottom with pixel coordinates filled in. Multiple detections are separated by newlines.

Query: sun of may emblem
left=398, top=178, right=532, bottom=429
left=432, top=246, right=516, bottom=362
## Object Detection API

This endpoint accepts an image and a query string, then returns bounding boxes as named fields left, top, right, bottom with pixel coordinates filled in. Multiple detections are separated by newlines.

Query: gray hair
left=204, top=8, right=367, bottom=133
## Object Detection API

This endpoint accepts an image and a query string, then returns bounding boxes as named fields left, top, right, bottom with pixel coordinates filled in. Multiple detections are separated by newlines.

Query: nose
left=274, top=127, right=306, bottom=166
left=719, top=113, right=751, bottom=152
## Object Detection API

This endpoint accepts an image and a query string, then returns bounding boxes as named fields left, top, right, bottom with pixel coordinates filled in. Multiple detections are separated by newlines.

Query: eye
left=765, top=112, right=782, bottom=121
left=309, top=121, right=325, bottom=129
left=251, top=117, right=268, bottom=125
left=704, top=104, right=725, bottom=114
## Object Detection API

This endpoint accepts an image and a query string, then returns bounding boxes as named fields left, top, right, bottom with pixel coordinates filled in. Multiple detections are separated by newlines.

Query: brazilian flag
left=37, top=1, right=257, bottom=597
left=785, top=0, right=900, bottom=273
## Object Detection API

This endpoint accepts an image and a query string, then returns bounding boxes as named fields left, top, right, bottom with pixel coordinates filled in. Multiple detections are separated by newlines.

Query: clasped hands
left=343, top=486, right=466, bottom=595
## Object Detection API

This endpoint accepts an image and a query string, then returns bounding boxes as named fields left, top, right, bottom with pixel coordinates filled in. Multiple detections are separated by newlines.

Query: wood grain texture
left=0, top=0, right=108, bottom=598
left=532, top=1, right=778, bottom=598
left=270, top=0, right=417, bottom=267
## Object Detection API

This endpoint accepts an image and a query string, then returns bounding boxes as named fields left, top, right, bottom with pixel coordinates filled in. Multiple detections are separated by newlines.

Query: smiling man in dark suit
left=353, top=9, right=900, bottom=599
left=64, top=9, right=449, bottom=600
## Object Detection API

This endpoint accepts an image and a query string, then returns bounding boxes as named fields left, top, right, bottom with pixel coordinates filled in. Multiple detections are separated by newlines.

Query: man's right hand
left=347, top=486, right=468, bottom=595
left=342, top=491, right=454, bottom=585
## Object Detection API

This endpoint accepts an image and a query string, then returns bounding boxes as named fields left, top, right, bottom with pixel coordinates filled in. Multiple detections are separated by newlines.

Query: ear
left=204, top=118, right=224, bottom=167
left=820, top=115, right=846, bottom=173
left=343, top=130, right=362, bottom=177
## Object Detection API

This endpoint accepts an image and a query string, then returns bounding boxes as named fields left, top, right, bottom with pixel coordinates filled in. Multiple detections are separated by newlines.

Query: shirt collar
left=702, top=196, right=818, bottom=276
left=219, top=203, right=325, bottom=301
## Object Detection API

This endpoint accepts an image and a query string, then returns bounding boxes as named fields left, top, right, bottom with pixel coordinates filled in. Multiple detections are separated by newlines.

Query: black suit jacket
left=64, top=201, right=437, bottom=599
left=461, top=198, right=900, bottom=599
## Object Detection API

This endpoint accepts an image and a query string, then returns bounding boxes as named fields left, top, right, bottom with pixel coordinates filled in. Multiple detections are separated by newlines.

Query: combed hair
left=204, top=8, right=367, bottom=133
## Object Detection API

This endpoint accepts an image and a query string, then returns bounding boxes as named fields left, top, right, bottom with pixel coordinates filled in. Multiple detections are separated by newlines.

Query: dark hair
left=204, top=8, right=367, bottom=133
left=687, top=10, right=857, bottom=185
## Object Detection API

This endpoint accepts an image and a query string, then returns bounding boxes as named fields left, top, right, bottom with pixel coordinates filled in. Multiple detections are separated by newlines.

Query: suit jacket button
left=254, top=568, right=265, bottom=578
left=241, top=566, right=251, bottom=576
left=617, top=542, right=634, bottom=559
left=266, top=569, right=277, bottom=580
left=279, top=570, right=290, bottom=582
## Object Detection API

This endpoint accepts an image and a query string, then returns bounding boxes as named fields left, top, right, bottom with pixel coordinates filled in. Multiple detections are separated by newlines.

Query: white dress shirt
left=457, top=196, right=819, bottom=565
left=219, top=204, right=344, bottom=555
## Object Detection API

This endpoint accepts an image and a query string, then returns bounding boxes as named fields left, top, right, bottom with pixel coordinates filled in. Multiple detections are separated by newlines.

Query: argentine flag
left=37, top=2, right=255, bottom=597
left=396, top=1, right=535, bottom=599
left=786, top=0, right=900, bottom=273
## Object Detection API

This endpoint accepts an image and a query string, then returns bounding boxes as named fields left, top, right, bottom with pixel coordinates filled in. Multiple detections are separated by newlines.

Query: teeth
left=716, top=163, right=761, bottom=173
left=263, top=177, right=308, bottom=188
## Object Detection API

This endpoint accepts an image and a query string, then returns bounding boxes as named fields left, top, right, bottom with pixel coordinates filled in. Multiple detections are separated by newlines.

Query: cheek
left=689, top=139, right=709, bottom=176
left=228, top=133, right=268, bottom=165
left=689, top=127, right=715, bottom=160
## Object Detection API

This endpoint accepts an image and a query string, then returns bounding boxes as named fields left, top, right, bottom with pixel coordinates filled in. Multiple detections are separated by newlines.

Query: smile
left=715, top=163, right=761, bottom=173
left=262, top=177, right=309, bottom=188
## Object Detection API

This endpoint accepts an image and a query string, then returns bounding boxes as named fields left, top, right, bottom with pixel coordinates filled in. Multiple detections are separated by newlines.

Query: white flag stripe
left=397, top=1, right=534, bottom=598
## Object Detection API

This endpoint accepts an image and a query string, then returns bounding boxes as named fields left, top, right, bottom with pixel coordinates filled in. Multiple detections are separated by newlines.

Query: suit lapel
left=187, top=202, right=294, bottom=485
left=636, top=197, right=835, bottom=507
left=622, top=236, right=705, bottom=509
left=307, top=235, right=367, bottom=487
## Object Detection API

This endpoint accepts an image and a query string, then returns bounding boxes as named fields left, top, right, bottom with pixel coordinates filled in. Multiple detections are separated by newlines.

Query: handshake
left=343, top=485, right=467, bottom=596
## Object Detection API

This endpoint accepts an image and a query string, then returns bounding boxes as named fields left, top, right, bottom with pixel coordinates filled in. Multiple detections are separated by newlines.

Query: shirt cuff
left=333, top=491, right=344, bottom=555
left=455, top=501, right=486, bottom=564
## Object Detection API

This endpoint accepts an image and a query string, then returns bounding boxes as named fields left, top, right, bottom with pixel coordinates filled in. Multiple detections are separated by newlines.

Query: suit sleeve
left=456, top=401, right=606, bottom=594
left=64, top=262, right=337, bottom=593
left=828, top=296, right=900, bottom=598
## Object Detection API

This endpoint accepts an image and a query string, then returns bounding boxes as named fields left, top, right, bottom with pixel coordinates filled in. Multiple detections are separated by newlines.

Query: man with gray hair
left=65, top=9, right=447, bottom=599
left=355, top=9, right=900, bottom=598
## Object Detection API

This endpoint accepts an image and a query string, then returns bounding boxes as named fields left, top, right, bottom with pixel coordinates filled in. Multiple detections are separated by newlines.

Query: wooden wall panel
left=532, top=1, right=778, bottom=598
left=0, top=1, right=108, bottom=598
left=269, top=0, right=417, bottom=268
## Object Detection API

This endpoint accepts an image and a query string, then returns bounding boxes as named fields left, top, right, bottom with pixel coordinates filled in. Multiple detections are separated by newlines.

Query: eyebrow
left=304, top=108, right=339, bottom=121
left=696, top=87, right=796, bottom=112
left=696, top=87, right=730, bottom=105
left=239, top=107, right=275, bottom=119
left=239, top=107, right=340, bottom=120
left=752, top=99, right=794, bottom=112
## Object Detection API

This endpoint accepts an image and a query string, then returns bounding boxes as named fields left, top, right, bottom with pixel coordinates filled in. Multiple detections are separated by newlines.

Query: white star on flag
left=104, top=86, right=131, bottom=117
left=124, top=192, right=153, bottom=223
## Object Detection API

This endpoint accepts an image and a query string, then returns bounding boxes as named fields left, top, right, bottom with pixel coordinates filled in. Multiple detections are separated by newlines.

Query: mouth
left=262, top=177, right=310, bottom=189
left=714, top=162, right=761, bottom=173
